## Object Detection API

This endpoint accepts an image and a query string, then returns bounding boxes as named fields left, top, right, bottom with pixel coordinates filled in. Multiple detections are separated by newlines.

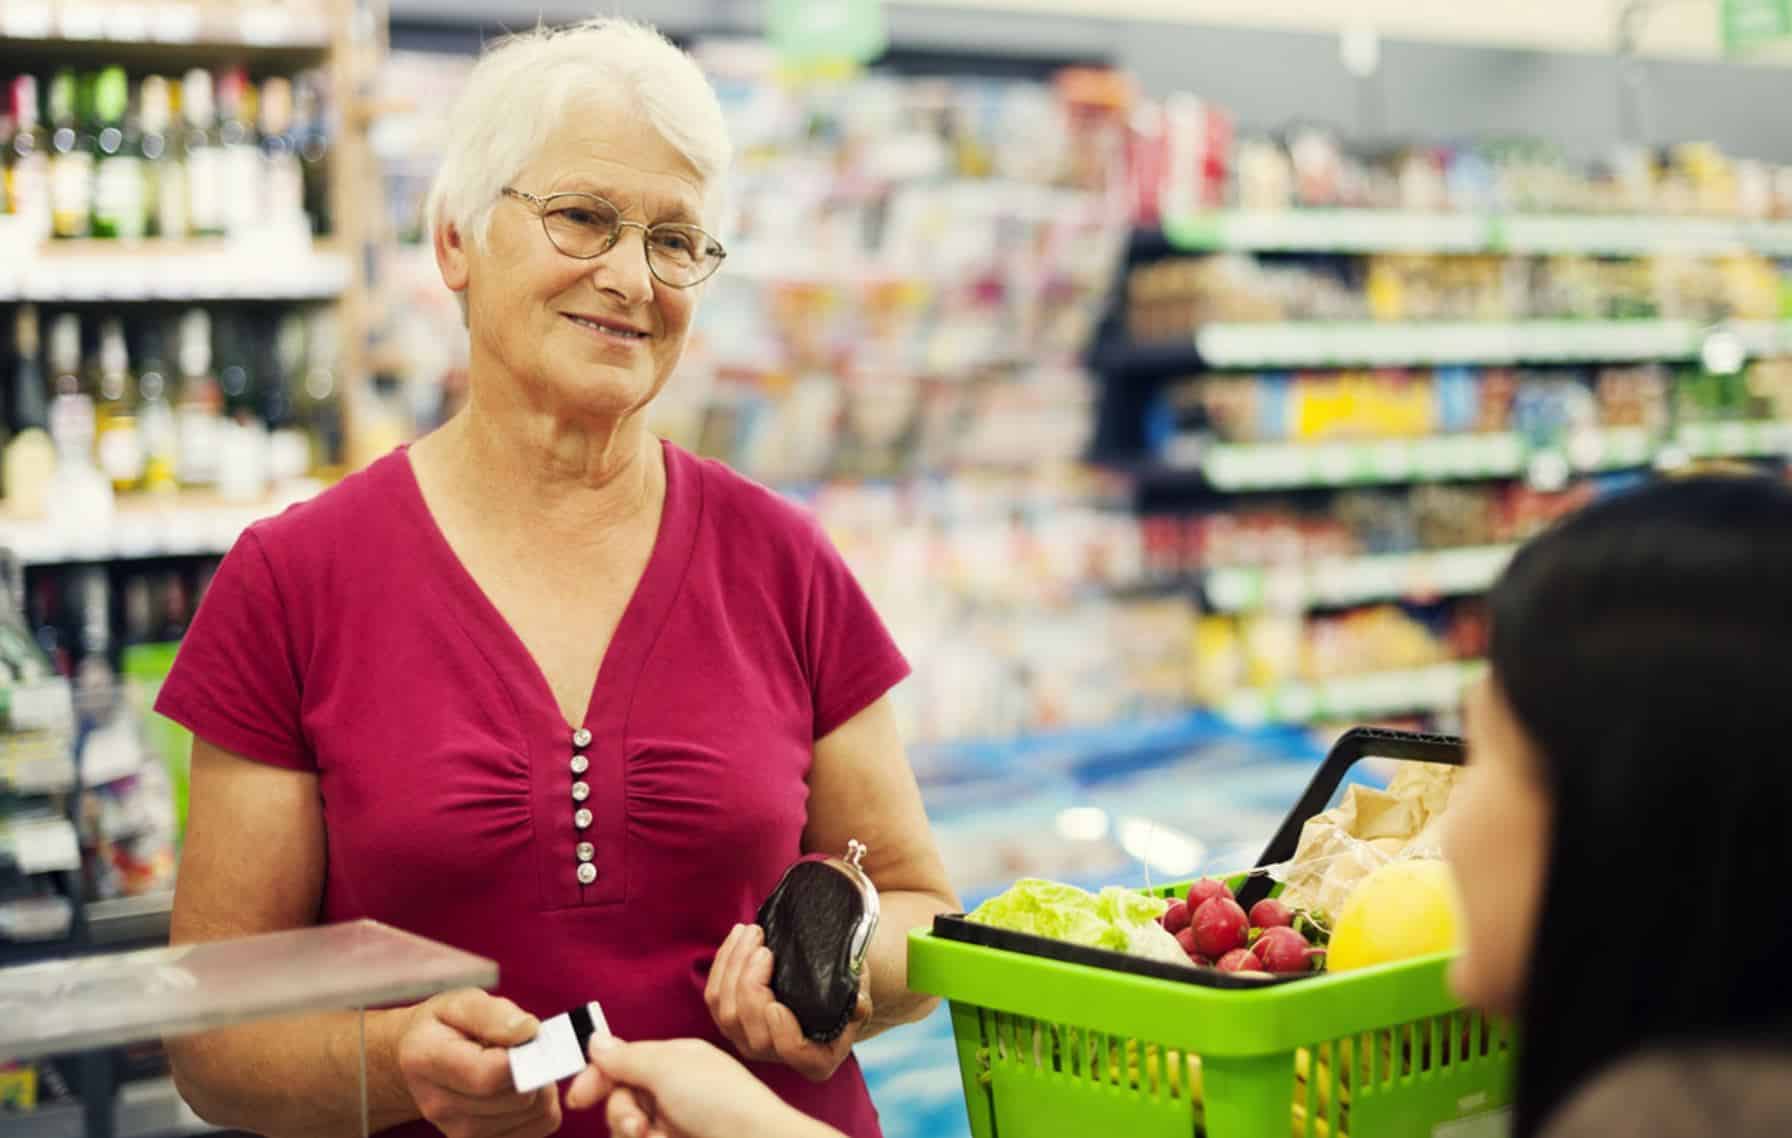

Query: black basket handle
left=1234, top=727, right=1464, bottom=910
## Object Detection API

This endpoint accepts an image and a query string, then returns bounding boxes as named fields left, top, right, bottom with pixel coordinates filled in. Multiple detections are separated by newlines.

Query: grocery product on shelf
left=0, top=567, right=79, bottom=959
left=1, top=63, right=335, bottom=243
left=1129, top=117, right=1792, bottom=222
left=0, top=302, right=344, bottom=516
left=1127, top=251, right=1791, bottom=340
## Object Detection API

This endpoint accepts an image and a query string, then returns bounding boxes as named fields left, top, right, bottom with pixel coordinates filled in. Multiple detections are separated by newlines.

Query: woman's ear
left=435, top=219, right=470, bottom=294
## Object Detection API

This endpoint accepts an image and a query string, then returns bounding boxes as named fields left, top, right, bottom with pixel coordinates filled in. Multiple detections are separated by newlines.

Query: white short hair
left=424, top=17, right=732, bottom=251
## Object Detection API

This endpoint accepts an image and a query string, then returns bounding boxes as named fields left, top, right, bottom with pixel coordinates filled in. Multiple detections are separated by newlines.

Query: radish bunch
left=1158, top=878, right=1327, bottom=976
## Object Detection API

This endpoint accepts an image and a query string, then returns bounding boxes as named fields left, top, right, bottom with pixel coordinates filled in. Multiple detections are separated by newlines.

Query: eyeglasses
left=501, top=187, right=727, bottom=289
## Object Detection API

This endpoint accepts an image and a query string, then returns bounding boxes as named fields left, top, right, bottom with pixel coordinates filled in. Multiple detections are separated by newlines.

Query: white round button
left=572, top=727, right=592, bottom=748
left=571, top=781, right=590, bottom=802
left=573, top=808, right=593, bottom=829
left=576, top=863, right=597, bottom=885
left=570, top=755, right=590, bottom=775
left=576, top=842, right=595, bottom=862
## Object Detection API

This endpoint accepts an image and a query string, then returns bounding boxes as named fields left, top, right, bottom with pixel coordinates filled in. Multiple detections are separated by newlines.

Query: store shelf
left=1154, top=422, right=1792, bottom=493
left=0, top=487, right=319, bottom=566
left=1223, top=660, right=1485, bottom=726
left=1162, top=210, right=1792, bottom=257
left=0, top=1, right=327, bottom=49
left=86, top=892, right=174, bottom=948
left=0, top=240, right=351, bottom=302
left=1192, top=319, right=1792, bottom=369
left=1206, top=544, right=1520, bottom=614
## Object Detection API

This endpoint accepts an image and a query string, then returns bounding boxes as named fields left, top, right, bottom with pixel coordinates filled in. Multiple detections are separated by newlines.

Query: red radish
left=1249, top=899, right=1295, bottom=930
left=1186, top=878, right=1232, bottom=912
left=1174, top=927, right=1201, bottom=957
left=1217, top=948, right=1262, bottom=973
left=1253, top=926, right=1318, bottom=974
left=1189, top=954, right=1213, bottom=967
left=1162, top=900, right=1192, bottom=935
left=1191, top=897, right=1250, bottom=959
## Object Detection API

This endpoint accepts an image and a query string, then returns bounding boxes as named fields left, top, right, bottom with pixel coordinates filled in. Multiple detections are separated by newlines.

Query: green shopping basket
left=908, top=728, right=1516, bottom=1138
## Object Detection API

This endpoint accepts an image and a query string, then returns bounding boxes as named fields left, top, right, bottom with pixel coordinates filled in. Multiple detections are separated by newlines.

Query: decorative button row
left=572, top=728, right=594, bottom=886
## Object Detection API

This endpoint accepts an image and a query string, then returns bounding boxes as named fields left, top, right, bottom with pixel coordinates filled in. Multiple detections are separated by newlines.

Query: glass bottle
left=216, top=67, right=261, bottom=238
left=4, top=306, right=55, bottom=514
left=174, top=308, right=224, bottom=486
left=181, top=70, right=226, bottom=239
left=46, top=69, right=95, bottom=239
left=139, top=75, right=186, bottom=241
left=259, top=76, right=305, bottom=236
left=93, top=318, right=143, bottom=491
left=90, top=67, right=147, bottom=240
left=136, top=321, right=179, bottom=496
left=5, top=77, right=51, bottom=239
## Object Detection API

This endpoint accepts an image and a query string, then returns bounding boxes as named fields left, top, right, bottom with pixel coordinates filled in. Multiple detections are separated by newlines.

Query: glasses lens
left=647, top=226, right=722, bottom=287
left=541, top=195, right=621, bottom=258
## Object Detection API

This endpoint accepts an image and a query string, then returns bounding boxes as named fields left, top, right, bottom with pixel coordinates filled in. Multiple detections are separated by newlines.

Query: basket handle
left=1235, top=727, right=1465, bottom=910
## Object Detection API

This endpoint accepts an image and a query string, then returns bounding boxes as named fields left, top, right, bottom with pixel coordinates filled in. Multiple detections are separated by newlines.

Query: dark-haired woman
left=1445, top=473, right=1792, bottom=1138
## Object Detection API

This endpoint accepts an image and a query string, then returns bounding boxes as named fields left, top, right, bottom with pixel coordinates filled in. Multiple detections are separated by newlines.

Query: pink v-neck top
left=155, top=441, right=910, bottom=1138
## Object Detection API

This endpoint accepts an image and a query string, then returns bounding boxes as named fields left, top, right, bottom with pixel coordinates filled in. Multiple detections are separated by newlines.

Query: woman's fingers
left=734, top=944, right=778, bottom=1056
left=606, top=1086, right=653, bottom=1138
left=702, top=926, right=743, bottom=1010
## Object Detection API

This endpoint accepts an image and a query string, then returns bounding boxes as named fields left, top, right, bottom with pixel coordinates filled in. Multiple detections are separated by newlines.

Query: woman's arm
left=167, top=737, right=423, bottom=1136
left=168, top=739, right=557, bottom=1138
left=802, top=696, right=959, bottom=1036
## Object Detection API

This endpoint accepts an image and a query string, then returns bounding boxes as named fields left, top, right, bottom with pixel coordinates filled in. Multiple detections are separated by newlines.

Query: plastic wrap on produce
left=1268, top=761, right=1462, bottom=918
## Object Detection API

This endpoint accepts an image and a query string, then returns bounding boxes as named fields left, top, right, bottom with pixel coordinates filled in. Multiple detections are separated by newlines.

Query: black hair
left=1487, top=473, right=1792, bottom=1138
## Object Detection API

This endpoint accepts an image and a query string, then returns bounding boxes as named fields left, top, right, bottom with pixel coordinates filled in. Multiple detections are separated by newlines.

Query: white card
left=508, top=1002, right=610, bottom=1092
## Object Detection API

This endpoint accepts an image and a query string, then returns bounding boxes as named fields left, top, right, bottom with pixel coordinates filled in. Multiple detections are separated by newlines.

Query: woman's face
left=1443, top=674, right=1553, bottom=1018
left=439, top=100, right=708, bottom=422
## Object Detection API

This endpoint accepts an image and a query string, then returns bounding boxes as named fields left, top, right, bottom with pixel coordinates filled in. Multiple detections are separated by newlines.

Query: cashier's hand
left=565, top=1037, right=844, bottom=1138
left=395, top=989, right=562, bottom=1138
left=703, top=923, right=872, bottom=1083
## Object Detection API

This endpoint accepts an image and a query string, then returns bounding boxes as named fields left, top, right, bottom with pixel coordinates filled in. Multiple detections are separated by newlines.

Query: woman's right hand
left=564, top=1038, right=841, bottom=1138
left=395, top=989, right=562, bottom=1138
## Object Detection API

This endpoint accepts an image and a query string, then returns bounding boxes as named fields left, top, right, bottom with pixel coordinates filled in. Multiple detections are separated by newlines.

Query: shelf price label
left=1, top=1, right=54, bottom=37
left=57, top=2, right=105, bottom=38
left=239, top=5, right=292, bottom=45
left=151, top=2, right=200, bottom=42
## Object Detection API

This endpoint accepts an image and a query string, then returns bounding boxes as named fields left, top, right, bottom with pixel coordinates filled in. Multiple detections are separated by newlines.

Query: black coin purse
left=756, top=840, right=880, bottom=1043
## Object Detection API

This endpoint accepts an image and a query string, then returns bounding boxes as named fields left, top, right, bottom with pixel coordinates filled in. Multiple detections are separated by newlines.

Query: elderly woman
left=158, top=19, right=956, bottom=1138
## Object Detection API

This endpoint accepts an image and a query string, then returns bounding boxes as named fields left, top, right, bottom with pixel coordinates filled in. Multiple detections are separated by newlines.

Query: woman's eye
left=560, top=209, right=600, bottom=226
left=657, top=232, right=696, bottom=254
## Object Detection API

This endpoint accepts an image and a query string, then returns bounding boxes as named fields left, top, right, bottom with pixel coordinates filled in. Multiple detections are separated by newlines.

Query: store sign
left=766, top=0, right=887, bottom=65
left=1723, top=0, right=1792, bottom=53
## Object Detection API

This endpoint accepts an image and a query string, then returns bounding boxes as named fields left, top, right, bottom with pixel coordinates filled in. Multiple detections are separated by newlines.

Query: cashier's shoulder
left=1542, top=1046, right=1792, bottom=1138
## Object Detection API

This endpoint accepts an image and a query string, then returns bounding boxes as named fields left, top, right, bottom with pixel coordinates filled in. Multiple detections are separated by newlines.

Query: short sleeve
left=802, top=526, right=910, bottom=740
left=154, top=528, right=313, bottom=771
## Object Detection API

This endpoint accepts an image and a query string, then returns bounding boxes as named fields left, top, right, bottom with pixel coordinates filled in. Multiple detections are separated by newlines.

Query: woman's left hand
left=704, top=923, right=872, bottom=1083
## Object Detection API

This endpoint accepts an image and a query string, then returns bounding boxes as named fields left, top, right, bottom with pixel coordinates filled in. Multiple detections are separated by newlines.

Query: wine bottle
left=259, top=76, right=305, bottom=237
left=136, top=321, right=179, bottom=496
left=93, top=318, right=143, bottom=491
left=174, top=309, right=223, bottom=486
left=4, top=306, right=55, bottom=514
left=46, top=70, right=95, bottom=239
left=139, top=75, right=186, bottom=241
left=90, top=67, right=146, bottom=240
left=216, top=67, right=262, bottom=238
left=5, top=76, right=51, bottom=240
left=181, top=70, right=226, bottom=239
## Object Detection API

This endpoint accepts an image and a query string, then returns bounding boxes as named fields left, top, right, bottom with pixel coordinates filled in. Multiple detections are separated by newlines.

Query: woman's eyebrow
left=550, top=181, right=700, bottom=224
